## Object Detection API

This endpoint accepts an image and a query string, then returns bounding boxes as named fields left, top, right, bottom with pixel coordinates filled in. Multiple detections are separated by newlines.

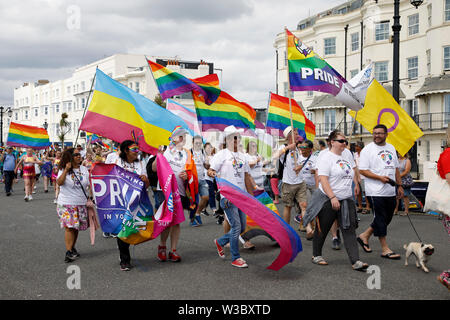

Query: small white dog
left=403, top=242, right=435, bottom=273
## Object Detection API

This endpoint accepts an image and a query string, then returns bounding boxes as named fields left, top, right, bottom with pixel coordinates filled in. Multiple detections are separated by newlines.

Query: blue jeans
left=217, top=198, right=246, bottom=261
left=205, top=180, right=217, bottom=210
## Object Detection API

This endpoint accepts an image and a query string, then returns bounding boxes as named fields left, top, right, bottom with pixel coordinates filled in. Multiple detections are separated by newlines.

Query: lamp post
left=374, top=0, right=423, bottom=102
left=0, top=106, right=13, bottom=147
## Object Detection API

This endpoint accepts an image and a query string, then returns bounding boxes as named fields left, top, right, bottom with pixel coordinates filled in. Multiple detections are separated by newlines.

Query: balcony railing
left=312, top=112, right=450, bottom=138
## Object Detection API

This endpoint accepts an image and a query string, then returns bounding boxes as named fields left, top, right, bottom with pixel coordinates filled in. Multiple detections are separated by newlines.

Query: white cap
left=283, top=126, right=294, bottom=138
left=223, top=125, right=244, bottom=138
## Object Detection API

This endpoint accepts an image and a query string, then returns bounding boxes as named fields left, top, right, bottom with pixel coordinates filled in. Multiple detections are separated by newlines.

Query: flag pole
left=285, top=27, right=297, bottom=163
left=74, top=67, right=97, bottom=146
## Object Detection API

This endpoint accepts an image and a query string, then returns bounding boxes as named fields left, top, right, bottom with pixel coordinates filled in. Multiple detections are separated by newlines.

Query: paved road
left=0, top=180, right=449, bottom=300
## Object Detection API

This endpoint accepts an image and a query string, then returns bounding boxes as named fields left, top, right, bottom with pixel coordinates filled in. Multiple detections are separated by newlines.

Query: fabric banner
left=216, top=178, right=302, bottom=270
left=90, top=163, right=167, bottom=245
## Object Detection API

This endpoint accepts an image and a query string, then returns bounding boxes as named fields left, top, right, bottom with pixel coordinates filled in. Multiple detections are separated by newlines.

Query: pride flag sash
left=216, top=178, right=302, bottom=270
left=7, top=122, right=51, bottom=149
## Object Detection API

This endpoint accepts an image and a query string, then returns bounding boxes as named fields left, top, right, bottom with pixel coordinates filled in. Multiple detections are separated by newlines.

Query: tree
left=154, top=94, right=166, bottom=108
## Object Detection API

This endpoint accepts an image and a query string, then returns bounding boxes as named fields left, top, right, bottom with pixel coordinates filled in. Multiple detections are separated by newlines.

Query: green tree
left=154, top=94, right=166, bottom=108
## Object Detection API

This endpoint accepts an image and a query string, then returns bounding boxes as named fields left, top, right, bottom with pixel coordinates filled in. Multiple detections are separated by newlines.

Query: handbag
left=424, top=172, right=450, bottom=217
left=401, top=173, right=414, bottom=188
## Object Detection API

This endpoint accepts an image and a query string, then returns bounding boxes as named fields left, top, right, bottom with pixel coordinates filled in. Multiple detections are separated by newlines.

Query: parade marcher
left=208, top=125, right=254, bottom=268
left=40, top=150, right=53, bottom=193
left=191, top=135, right=210, bottom=223
left=1, top=146, right=17, bottom=196
left=113, top=140, right=149, bottom=271
left=204, top=142, right=218, bottom=214
left=354, top=141, right=371, bottom=215
left=15, top=148, right=42, bottom=201
left=52, top=150, right=62, bottom=204
left=82, top=152, right=94, bottom=171
left=357, top=124, right=403, bottom=260
left=305, top=130, right=368, bottom=271
left=56, top=148, right=91, bottom=263
left=395, top=152, right=413, bottom=216
left=152, top=127, right=198, bottom=263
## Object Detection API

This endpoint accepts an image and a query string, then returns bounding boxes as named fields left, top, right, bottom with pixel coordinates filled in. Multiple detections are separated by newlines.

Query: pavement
left=0, top=179, right=449, bottom=300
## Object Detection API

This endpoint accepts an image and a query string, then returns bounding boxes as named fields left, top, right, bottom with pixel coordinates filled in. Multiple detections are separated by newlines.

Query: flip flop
left=356, top=237, right=372, bottom=253
left=381, top=252, right=401, bottom=260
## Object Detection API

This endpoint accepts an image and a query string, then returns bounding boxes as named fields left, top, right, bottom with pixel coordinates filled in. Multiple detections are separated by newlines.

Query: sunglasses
left=129, top=147, right=140, bottom=153
left=333, top=139, right=348, bottom=145
left=73, top=153, right=81, bottom=157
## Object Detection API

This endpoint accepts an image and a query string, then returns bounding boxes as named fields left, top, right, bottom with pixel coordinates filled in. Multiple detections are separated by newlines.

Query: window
left=24, top=110, right=28, bottom=120
left=375, top=21, right=389, bottom=41
left=446, top=0, right=450, bottom=22
left=283, top=82, right=289, bottom=97
left=351, top=32, right=359, bottom=51
left=350, top=69, right=359, bottom=78
left=55, top=104, right=60, bottom=113
left=34, top=108, right=38, bottom=117
left=445, top=94, right=450, bottom=125
left=408, top=13, right=419, bottom=36
left=81, top=98, right=85, bottom=109
left=426, top=141, right=430, bottom=161
left=67, top=102, right=72, bottom=112
left=374, top=61, right=389, bottom=82
left=407, top=56, right=418, bottom=80
left=307, top=91, right=313, bottom=97
left=67, top=86, right=71, bottom=95
left=427, top=4, right=432, bottom=27
left=129, top=82, right=133, bottom=89
left=284, top=50, right=287, bottom=67
left=44, top=106, right=48, bottom=116
left=324, top=109, right=336, bottom=133
left=135, top=82, right=140, bottom=93
left=409, top=99, right=418, bottom=117
left=15, top=113, right=18, bottom=121
left=324, top=37, right=336, bottom=55
left=444, top=46, right=450, bottom=71
left=426, top=49, right=431, bottom=75
left=81, top=81, right=85, bottom=91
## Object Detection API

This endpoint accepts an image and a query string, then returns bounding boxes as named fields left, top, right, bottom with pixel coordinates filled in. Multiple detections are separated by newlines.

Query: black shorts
left=367, top=196, right=397, bottom=237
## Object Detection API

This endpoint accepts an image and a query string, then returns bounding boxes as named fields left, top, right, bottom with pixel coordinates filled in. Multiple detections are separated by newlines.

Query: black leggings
left=312, top=200, right=360, bottom=265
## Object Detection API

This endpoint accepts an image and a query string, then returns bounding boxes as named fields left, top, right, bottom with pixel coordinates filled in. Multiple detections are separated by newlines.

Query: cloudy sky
left=1, top=0, right=347, bottom=107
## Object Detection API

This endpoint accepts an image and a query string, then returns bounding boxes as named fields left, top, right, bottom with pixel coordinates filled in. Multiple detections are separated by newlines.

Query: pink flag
left=154, top=153, right=185, bottom=231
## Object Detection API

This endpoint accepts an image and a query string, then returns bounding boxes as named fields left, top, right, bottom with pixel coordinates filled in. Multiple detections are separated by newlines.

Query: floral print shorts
left=57, top=204, right=88, bottom=231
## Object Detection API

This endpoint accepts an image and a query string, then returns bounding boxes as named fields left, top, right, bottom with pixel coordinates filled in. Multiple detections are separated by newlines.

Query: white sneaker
left=24, top=195, right=29, bottom=202
left=28, top=195, right=33, bottom=201
left=53, top=199, right=57, bottom=204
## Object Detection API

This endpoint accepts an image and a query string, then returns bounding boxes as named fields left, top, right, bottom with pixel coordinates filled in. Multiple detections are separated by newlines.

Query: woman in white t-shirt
left=56, top=148, right=91, bottom=263
left=312, top=131, right=368, bottom=271
left=246, top=140, right=265, bottom=190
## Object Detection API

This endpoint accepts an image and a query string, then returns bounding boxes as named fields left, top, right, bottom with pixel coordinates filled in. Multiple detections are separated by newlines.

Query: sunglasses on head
left=129, top=147, right=139, bottom=153
left=333, top=139, right=348, bottom=145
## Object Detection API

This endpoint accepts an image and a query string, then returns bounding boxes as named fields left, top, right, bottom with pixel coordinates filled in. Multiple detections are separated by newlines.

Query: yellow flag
left=349, top=79, right=423, bottom=156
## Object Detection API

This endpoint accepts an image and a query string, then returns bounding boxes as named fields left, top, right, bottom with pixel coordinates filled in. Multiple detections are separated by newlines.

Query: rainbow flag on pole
left=148, top=60, right=219, bottom=105
left=193, top=90, right=256, bottom=131
left=266, top=92, right=315, bottom=141
left=79, top=69, right=193, bottom=155
left=286, top=28, right=362, bottom=111
left=7, top=122, right=51, bottom=149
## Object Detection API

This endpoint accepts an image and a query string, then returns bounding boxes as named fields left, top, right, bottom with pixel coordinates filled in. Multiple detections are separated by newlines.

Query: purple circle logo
left=377, top=108, right=399, bottom=133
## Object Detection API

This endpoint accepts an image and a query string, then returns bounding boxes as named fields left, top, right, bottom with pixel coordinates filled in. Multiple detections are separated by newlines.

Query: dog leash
left=404, top=212, right=424, bottom=244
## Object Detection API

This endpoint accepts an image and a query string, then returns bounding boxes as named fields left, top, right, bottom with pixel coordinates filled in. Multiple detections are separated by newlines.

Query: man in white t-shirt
left=357, top=124, right=403, bottom=260
left=191, top=135, right=210, bottom=224
left=208, top=125, right=254, bottom=268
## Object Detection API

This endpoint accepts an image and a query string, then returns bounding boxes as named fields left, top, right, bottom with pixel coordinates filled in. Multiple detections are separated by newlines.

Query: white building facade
left=8, top=54, right=212, bottom=147
left=274, top=0, right=450, bottom=180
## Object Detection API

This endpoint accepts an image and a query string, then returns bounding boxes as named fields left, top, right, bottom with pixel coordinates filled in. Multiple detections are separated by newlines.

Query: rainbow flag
left=166, top=99, right=202, bottom=137
left=79, top=69, right=194, bottom=155
left=266, top=92, right=315, bottom=141
left=148, top=60, right=219, bottom=105
left=216, top=178, right=302, bottom=271
left=7, top=122, right=51, bottom=149
left=193, top=90, right=256, bottom=131
left=286, top=28, right=362, bottom=111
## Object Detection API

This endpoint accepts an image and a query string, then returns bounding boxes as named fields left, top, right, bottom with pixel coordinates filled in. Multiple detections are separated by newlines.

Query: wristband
left=330, top=196, right=336, bottom=200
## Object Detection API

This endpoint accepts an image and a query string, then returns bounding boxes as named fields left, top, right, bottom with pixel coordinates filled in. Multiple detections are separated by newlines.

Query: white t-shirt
left=105, top=152, right=120, bottom=165
left=246, top=153, right=264, bottom=188
left=299, top=152, right=317, bottom=187
left=315, top=148, right=356, bottom=170
left=281, top=147, right=304, bottom=185
left=114, top=158, right=147, bottom=176
left=204, top=154, right=213, bottom=182
left=192, top=150, right=206, bottom=180
left=57, top=166, right=90, bottom=206
left=358, top=142, right=399, bottom=197
left=317, top=151, right=355, bottom=200
left=210, top=148, right=249, bottom=192
left=164, top=148, right=188, bottom=196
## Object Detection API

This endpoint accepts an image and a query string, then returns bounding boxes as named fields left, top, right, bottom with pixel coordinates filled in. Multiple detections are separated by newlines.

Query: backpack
left=277, top=151, right=288, bottom=181
left=145, top=156, right=159, bottom=189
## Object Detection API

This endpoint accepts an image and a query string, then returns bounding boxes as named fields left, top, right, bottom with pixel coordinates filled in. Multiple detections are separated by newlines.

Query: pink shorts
left=270, top=178, right=279, bottom=196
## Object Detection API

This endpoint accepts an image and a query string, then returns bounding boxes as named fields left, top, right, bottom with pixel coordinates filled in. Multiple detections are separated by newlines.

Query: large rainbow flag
left=216, top=178, right=302, bottom=271
left=79, top=69, right=193, bottom=155
left=148, top=60, right=219, bottom=105
left=7, top=122, right=51, bottom=149
left=193, top=90, right=256, bottom=132
left=286, top=28, right=362, bottom=111
left=266, top=92, right=315, bottom=141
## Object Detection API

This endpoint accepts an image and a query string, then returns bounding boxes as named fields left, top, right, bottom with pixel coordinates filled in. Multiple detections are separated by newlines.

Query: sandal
left=352, top=261, right=369, bottom=272
left=356, top=237, right=372, bottom=253
left=312, top=256, right=328, bottom=265
left=381, top=252, right=401, bottom=260
left=362, top=209, right=370, bottom=215
left=243, top=242, right=256, bottom=250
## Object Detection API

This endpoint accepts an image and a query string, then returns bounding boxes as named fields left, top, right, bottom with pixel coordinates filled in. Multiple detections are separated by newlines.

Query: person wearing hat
left=208, top=125, right=254, bottom=268
left=152, top=126, right=198, bottom=263
left=275, top=127, right=308, bottom=226
left=1, top=146, right=17, bottom=196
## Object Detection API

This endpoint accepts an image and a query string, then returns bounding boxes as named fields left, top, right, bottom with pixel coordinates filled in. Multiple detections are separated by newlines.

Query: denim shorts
left=198, top=179, right=209, bottom=197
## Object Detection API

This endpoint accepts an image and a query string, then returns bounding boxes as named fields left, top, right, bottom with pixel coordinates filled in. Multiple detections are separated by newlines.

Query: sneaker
left=65, top=251, right=75, bottom=263
left=120, top=262, right=132, bottom=271
left=214, top=239, right=225, bottom=259
left=157, top=245, right=167, bottom=262
left=24, top=195, right=29, bottom=202
left=352, top=261, right=369, bottom=272
left=201, top=210, right=210, bottom=217
left=102, top=232, right=112, bottom=238
left=53, top=199, right=57, bottom=204
left=231, top=258, right=248, bottom=268
left=190, top=220, right=200, bottom=227
left=294, top=214, right=302, bottom=224
left=44, top=190, right=48, bottom=193
left=70, top=248, right=80, bottom=259
left=195, top=215, right=203, bottom=225
left=6, top=192, right=11, bottom=196
left=216, top=215, right=224, bottom=225
left=168, top=250, right=181, bottom=262
left=332, top=237, right=341, bottom=250
left=28, top=195, right=33, bottom=201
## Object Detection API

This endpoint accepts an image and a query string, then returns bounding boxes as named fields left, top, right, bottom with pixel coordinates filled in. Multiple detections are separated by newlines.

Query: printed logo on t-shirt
left=337, top=160, right=352, bottom=175
left=378, top=150, right=395, bottom=167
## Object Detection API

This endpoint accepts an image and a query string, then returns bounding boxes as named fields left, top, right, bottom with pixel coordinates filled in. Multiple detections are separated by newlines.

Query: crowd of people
left=0, top=124, right=448, bottom=290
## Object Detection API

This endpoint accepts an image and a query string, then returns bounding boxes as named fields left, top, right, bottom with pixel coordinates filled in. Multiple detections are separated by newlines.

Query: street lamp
left=0, top=106, right=13, bottom=147
left=410, top=0, right=424, bottom=9
left=43, top=120, right=48, bottom=130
